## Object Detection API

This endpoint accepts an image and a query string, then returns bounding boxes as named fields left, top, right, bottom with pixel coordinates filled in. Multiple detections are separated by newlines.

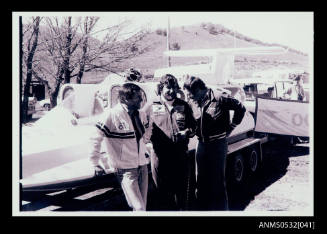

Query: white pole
left=233, top=26, right=236, bottom=49
left=167, top=16, right=171, bottom=67
left=233, top=25, right=236, bottom=81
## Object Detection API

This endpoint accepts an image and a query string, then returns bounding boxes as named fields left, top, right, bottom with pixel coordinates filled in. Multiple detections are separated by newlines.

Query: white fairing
left=22, top=96, right=100, bottom=179
left=22, top=81, right=111, bottom=189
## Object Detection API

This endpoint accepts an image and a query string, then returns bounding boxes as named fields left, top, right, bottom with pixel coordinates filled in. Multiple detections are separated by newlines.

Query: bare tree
left=71, top=17, right=150, bottom=82
left=75, top=17, right=98, bottom=84
left=21, top=16, right=42, bottom=122
left=29, top=16, right=150, bottom=107
left=40, top=16, right=83, bottom=107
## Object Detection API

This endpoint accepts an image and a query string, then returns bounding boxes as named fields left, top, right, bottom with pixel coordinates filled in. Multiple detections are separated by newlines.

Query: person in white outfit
left=88, top=82, right=150, bottom=211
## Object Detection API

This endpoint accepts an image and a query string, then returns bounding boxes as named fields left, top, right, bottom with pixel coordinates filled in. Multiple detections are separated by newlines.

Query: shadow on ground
left=227, top=141, right=309, bottom=211
left=21, top=178, right=131, bottom=211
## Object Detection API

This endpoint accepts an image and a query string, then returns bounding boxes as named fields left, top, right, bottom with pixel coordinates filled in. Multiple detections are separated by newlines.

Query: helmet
left=124, top=68, right=142, bottom=82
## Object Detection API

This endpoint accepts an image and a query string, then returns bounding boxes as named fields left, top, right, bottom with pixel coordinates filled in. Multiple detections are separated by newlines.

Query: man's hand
left=175, top=130, right=189, bottom=142
left=94, top=165, right=106, bottom=177
left=145, top=143, right=153, bottom=159
left=71, top=112, right=80, bottom=126
left=71, top=116, right=78, bottom=125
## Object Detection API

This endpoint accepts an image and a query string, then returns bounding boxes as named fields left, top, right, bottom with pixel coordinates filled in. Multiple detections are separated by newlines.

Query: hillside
left=31, top=22, right=309, bottom=84
left=118, top=23, right=309, bottom=81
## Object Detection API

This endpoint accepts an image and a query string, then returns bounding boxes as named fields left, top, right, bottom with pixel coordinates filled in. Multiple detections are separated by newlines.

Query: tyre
left=226, top=153, right=247, bottom=208
left=231, top=153, right=245, bottom=184
left=248, top=148, right=259, bottom=173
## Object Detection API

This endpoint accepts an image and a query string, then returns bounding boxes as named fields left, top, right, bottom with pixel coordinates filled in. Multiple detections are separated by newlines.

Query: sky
left=18, top=12, right=313, bottom=54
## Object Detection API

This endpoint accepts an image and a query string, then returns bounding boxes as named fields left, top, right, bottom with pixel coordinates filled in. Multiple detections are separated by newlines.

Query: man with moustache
left=144, top=74, right=196, bottom=210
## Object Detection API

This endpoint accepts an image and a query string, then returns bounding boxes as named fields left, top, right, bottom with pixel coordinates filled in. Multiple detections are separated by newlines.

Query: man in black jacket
left=183, top=76, right=246, bottom=210
left=144, top=74, right=196, bottom=210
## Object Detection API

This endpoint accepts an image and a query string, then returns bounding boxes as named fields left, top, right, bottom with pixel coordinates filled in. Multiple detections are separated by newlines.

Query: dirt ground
left=241, top=141, right=312, bottom=213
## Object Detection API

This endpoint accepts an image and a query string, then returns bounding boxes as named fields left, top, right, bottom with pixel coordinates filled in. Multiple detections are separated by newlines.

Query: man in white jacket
left=88, top=82, right=150, bottom=211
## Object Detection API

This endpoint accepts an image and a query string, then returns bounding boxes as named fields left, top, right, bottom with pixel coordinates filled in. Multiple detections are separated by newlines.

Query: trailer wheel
left=232, top=153, right=245, bottom=183
left=248, top=148, right=259, bottom=173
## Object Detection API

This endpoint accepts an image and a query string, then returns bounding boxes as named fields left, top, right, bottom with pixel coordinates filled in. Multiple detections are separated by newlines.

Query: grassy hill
left=116, top=23, right=309, bottom=81
left=70, top=23, right=310, bottom=83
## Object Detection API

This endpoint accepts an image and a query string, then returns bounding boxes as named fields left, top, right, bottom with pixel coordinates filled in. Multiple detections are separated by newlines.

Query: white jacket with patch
left=89, top=103, right=149, bottom=169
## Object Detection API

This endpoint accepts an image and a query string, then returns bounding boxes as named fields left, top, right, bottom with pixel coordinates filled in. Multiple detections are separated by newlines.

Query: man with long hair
left=144, top=74, right=196, bottom=210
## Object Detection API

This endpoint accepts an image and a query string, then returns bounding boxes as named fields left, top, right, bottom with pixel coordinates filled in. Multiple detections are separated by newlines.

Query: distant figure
left=61, top=86, right=81, bottom=122
left=267, top=87, right=274, bottom=98
left=262, top=87, right=274, bottom=98
left=284, top=75, right=305, bottom=101
left=124, top=68, right=143, bottom=82
left=70, top=90, right=105, bottom=126
left=284, top=75, right=308, bottom=144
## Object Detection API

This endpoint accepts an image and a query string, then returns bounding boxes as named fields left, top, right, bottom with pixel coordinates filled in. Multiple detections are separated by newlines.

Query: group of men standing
left=86, top=69, right=246, bottom=211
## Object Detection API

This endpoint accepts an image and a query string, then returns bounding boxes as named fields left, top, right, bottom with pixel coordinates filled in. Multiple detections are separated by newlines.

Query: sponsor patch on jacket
left=206, top=107, right=217, bottom=116
left=115, top=119, right=130, bottom=131
left=152, top=105, right=166, bottom=115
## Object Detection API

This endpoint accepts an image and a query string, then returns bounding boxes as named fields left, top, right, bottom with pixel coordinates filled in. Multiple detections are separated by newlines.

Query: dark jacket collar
left=201, top=88, right=216, bottom=108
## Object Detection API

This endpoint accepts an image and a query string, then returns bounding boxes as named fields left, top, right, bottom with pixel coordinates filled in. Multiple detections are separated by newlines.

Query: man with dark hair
left=144, top=74, right=196, bottom=210
left=88, top=82, right=149, bottom=211
left=124, top=68, right=143, bottom=82
left=183, top=76, right=246, bottom=210
left=267, top=87, right=274, bottom=98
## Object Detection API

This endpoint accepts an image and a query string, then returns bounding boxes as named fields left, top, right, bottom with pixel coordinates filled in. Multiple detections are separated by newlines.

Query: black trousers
left=150, top=143, right=189, bottom=211
left=196, top=138, right=229, bottom=210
